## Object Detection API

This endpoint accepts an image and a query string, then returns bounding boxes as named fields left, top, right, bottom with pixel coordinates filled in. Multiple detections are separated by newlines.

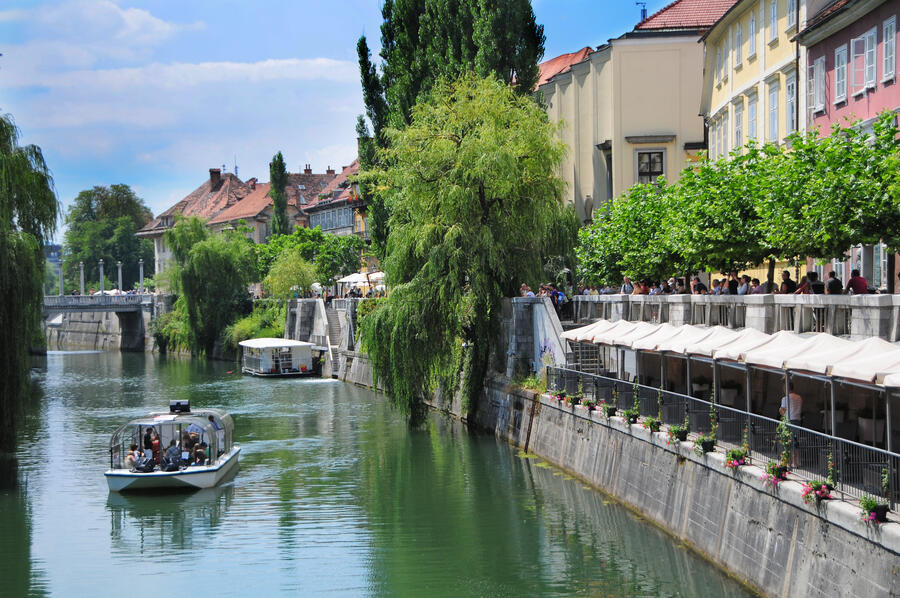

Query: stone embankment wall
left=44, top=295, right=172, bottom=352
left=471, top=378, right=900, bottom=598
left=336, top=350, right=900, bottom=598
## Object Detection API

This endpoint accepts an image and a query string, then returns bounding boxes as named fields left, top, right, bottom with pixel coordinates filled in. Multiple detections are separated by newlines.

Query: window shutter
left=852, top=36, right=866, bottom=93
left=865, top=29, right=877, bottom=85
left=884, top=17, right=896, bottom=80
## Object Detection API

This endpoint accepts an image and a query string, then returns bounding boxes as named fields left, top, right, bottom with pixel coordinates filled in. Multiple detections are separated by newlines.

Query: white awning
left=238, top=338, right=314, bottom=349
left=599, top=321, right=659, bottom=347
left=630, top=323, right=679, bottom=351
left=712, top=329, right=794, bottom=362
left=828, top=339, right=900, bottom=383
left=881, top=370, right=900, bottom=388
left=658, top=325, right=724, bottom=355
left=744, top=332, right=844, bottom=370
left=561, top=319, right=612, bottom=341
left=336, top=273, right=369, bottom=284
left=784, top=335, right=884, bottom=375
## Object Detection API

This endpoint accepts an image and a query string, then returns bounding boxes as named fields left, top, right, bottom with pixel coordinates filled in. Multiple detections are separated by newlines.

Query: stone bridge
left=42, top=294, right=165, bottom=352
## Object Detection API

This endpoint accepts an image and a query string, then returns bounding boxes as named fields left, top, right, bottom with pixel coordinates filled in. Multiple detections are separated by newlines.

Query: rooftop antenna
left=234, top=154, right=238, bottom=179
left=636, top=1, right=647, bottom=21
left=222, top=163, right=226, bottom=173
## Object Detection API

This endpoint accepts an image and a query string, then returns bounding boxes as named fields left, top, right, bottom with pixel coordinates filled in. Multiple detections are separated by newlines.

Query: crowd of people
left=577, top=269, right=885, bottom=297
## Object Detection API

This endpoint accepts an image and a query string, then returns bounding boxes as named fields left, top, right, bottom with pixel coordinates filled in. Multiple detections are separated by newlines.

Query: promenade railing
left=44, top=294, right=150, bottom=308
left=546, top=365, right=897, bottom=508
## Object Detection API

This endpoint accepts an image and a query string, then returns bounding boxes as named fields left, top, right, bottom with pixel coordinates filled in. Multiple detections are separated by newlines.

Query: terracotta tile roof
left=137, top=170, right=250, bottom=237
left=635, top=0, right=738, bottom=31
left=804, top=0, right=853, bottom=31
left=302, top=159, right=360, bottom=212
left=537, top=47, right=594, bottom=87
left=206, top=170, right=335, bottom=225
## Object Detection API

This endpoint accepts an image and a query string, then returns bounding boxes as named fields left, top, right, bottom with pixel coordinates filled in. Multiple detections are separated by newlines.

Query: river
left=0, top=351, right=755, bottom=597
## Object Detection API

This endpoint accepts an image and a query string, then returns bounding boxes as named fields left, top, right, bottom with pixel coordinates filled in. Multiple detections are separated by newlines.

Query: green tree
left=0, top=113, right=58, bottom=488
left=357, top=0, right=545, bottom=259
left=63, top=184, right=153, bottom=291
left=269, top=151, right=290, bottom=237
left=359, top=74, right=568, bottom=419
left=263, top=248, right=316, bottom=301
left=163, top=216, right=256, bottom=355
left=255, top=226, right=364, bottom=286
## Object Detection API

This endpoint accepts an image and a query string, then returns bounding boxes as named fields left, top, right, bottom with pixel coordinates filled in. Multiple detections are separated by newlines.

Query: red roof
left=137, top=170, right=250, bottom=237
left=302, top=159, right=360, bottom=212
left=537, top=47, right=593, bottom=87
left=635, top=0, right=738, bottom=31
left=804, top=0, right=853, bottom=32
left=208, top=171, right=336, bottom=226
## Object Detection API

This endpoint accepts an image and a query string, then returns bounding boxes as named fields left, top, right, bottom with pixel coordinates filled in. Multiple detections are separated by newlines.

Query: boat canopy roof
left=564, top=319, right=900, bottom=386
left=238, top=338, right=313, bottom=349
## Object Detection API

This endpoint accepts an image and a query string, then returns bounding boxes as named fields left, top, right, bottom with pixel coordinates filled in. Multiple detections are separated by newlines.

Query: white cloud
left=0, top=9, right=28, bottom=22
left=5, top=57, right=358, bottom=89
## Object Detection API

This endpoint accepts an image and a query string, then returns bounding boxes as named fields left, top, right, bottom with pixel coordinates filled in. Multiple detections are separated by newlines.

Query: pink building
left=798, top=0, right=899, bottom=292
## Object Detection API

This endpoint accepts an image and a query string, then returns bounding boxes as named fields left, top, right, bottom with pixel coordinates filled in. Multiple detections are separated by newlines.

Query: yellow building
left=700, top=0, right=834, bottom=157
left=538, top=0, right=738, bottom=224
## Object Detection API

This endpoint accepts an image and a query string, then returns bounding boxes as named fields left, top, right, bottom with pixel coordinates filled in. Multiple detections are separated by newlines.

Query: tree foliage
left=0, top=113, right=58, bottom=487
left=269, top=151, right=290, bottom=237
left=263, top=248, right=316, bottom=301
left=576, top=112, right=900, bottom=285
left=63, top=184, right=153, bottom=291
left=254, top=225, right=364, bottom=286
left=358, top=74, right=570, bottom=419
left=357, top=0, right=545, bottom=259
left=161, top=216, right=255, bottom=355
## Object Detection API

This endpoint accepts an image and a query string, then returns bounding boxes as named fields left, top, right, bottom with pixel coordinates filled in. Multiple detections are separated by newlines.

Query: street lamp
left=57, top=260, right=63, bottom=296
left=117, top=260, right=123, bottom=292
left=139, top=259, right=144, bottom=294
left=99, top=259, right=104, bottom=293
left=79, top=261, right=85, bottom=296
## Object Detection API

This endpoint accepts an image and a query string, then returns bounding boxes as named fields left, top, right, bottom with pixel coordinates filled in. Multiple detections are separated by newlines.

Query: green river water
left=0, top=351, right=755, bottom=597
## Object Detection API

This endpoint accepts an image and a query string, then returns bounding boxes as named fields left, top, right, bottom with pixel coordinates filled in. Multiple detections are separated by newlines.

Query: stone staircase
left=325, top=308, right=342, bottom=373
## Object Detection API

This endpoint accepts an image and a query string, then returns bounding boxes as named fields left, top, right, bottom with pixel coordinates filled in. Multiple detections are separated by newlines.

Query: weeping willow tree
left=358, top=74, right=570, bottom=420
left=0, top=114, right=59, bottom=488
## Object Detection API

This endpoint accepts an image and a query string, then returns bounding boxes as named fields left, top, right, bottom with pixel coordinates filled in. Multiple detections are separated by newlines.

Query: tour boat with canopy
left=239, top=337, right=315, bottom=377
left=105, top=401, right=240, bottom=492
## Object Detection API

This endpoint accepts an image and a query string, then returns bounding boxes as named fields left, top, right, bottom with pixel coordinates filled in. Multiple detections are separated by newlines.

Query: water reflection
left=3, top=351, right=754, bottom=598
left=106, top=484, right=236, bottom=556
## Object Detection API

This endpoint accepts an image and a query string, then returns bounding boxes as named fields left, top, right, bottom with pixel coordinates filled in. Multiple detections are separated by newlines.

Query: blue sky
left=0, top=0, right=675, bottom=238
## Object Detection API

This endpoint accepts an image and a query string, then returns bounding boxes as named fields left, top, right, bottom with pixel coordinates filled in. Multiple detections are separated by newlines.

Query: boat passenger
left=124, top=443, right=140, bottom=469
left=143, top=427, right=156, bottom=461
left=192, top=443, right=208, bottom=466
left=164, top=439, right=180, bottom=468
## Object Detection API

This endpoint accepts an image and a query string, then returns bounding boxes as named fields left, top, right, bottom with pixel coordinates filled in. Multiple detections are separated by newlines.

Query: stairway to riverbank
left=325, top=308, right=341, bottom=375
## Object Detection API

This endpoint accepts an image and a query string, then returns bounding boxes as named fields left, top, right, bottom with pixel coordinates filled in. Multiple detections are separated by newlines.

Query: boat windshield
left=109, top=414, right=231, bottom=470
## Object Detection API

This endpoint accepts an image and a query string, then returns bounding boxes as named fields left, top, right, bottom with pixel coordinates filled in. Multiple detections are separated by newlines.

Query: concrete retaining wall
left=474, top=378, right=900, bottom=598
left=45, top=309, right=150, bottom=351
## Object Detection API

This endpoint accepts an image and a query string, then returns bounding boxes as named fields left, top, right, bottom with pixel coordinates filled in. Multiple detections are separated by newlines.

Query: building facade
left=303, top=160, right=368, bottom=240
left=797, top=0, right=900, bottom=291
left=538, top=0, right=736, bottom=224
left=700, top=0, right=836, bottom=159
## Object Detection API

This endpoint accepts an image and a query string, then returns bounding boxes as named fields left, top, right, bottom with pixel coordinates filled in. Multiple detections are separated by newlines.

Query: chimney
left=304, top=163, right=312, bottom=175
left=209, top=168, right=222, bottom=188
left=247, top=177, right=257, bottom=191
left=326, top=165, right=335, bottom=176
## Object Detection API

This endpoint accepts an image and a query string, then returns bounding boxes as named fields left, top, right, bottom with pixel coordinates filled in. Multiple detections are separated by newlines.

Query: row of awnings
left=561, top=320, right=900, bottom=387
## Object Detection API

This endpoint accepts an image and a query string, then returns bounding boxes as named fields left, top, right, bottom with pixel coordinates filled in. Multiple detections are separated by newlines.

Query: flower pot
left=674, top=429, right=688, bottom=442
left=604, top=406, right=617, bottom=417
left=773, top=465, right=788, bottom=479
left=647, top=422, right=661, bottom=433
left=628, top=414, right=639, bottom=424
left=700, top=439, right=716, bottom=453
left=872, top=504, right=889, bottom=522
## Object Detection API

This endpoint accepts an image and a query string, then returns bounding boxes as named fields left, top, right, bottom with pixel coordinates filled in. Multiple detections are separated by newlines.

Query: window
left=722, top=113, right=729, bottom=154
left=716, top=47, right=723, bottom=82
left=884, top=17, right=896, bottom=81
left=769, top=0, right=778, bottom=42
left=786, top=0, right=796, bottom=30
left=835, top=45, right=848, bottom=102
left=749, top=12, right=757, bottom=57
left=785, top=74, right=796, bottom=134
left=734, top=102, right=743, bottom=149
left=768, top=81, right=779, bottom=142
left=748, top=95, right=758, bottom=141
left=710, top=120, right=718, bottom=158
left=723, top=36, right=729, bottom=80
left=852, top=27, right=877, bottom=94
left=637, top=151, right=664, bottom=184
left=735, top=23, right=743, bottom=66
left=812, top=56, right=825, bottom=111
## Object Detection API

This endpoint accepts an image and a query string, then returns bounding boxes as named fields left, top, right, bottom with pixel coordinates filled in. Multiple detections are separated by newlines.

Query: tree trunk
left=766, top=257, right=776, bottom=293
left=888, top=253, right=897, bottom=293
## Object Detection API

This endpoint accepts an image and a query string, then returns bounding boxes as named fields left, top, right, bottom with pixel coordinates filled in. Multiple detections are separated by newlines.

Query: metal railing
left=44, top=294, right=150, bottom=308
left=546, top=365, right=897, bottom=508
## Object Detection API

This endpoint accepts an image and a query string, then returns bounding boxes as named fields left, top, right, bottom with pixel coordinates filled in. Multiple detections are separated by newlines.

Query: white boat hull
left=105, top=446, right=241, bottom=492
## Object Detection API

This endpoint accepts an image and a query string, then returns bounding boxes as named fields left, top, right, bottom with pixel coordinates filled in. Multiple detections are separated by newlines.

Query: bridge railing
left=43, top=294, right=151, bottom=308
